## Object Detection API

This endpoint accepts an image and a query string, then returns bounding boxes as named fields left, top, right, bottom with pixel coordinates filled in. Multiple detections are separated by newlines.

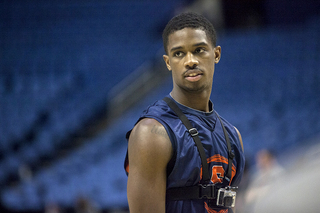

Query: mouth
left=184, top=70, right=203, bottom=82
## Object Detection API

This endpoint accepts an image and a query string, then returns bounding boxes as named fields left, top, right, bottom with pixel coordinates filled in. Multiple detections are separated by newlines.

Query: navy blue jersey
left=125, top=95, right=245, bottom=213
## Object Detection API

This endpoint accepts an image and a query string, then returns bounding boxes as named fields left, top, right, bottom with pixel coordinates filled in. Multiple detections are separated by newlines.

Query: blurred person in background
left=244, top=149, right=284, bottom=212
left=124, top=12, right=245, bottom=213
left=75, top=196, right=101, bottom=213
left=45, top=202, right=62, bottom=213
left=252, top=142, right=320, bottom=212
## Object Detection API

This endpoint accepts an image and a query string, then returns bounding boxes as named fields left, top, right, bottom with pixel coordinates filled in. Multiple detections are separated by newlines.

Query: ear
left=214, top=46, right=221, bottom=64
left=163, top=55, right=172, bottom=71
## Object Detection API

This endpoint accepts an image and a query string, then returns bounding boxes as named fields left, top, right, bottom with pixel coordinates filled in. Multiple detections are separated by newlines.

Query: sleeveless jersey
left=125, top=95, right=245, bottom=213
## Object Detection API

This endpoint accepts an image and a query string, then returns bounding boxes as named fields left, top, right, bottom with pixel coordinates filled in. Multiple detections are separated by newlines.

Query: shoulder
left=141, top=99, right=171, bottom=118
left=131, top=118, right=170, bottom=142
left=218, top=115, right=244, bottom=153
left=128, top=118, right=173, bottom=168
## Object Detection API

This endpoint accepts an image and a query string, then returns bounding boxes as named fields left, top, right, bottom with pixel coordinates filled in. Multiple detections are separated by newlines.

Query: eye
left=174, top=51, right=184, bottom=57
left=195, top=47, right=205, bottom=54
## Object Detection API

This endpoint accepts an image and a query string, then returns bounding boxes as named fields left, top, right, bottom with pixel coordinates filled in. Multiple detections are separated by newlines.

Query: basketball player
left=124, top=12, right=245, bottom=213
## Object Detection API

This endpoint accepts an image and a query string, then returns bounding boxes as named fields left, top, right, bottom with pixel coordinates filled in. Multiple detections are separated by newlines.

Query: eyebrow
left=169, top=42, right=210, bottom=53
left=170, top=46, right=183, bottom=53
left=193, top=42, right=209, bottom=47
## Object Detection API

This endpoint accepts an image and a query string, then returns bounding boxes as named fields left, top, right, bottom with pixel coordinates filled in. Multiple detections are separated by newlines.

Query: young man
left=124, top=12, right=245, bottom=213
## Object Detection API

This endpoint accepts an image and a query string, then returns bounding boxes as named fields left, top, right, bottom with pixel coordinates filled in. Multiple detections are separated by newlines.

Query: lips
left=184, top=69, right=203, bottom=82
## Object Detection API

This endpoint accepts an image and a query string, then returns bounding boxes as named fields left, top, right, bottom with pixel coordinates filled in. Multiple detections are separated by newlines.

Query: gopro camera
left=216, top=187, right=237, bottom=208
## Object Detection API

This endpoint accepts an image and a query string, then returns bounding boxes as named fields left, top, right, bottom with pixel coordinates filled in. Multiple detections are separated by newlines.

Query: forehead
left=167, top=28, right=211, bottom=50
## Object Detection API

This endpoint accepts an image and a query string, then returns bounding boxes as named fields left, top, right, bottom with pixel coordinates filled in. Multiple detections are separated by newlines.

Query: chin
left=184, top=85, right=208, bottom=93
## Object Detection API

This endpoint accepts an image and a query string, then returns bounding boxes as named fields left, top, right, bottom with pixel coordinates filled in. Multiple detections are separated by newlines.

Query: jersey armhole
left=234, top=126, right=244, bottom=152
left=165, top=126, right=177, bottom=177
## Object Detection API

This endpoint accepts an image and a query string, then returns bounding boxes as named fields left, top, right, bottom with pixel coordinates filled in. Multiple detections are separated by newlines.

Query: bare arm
left=127, top=118, right=173, bottom=213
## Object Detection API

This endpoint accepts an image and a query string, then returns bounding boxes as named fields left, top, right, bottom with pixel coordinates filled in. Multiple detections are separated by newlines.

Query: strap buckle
left=199, top=184, right=216, bottom=199
left=189, top=128, right=199, bottom=137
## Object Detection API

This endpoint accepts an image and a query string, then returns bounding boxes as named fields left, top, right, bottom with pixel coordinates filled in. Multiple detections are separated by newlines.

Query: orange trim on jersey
left=125, top=163, right=129, bottom=173
left=204, top=202, right=229, bottom=213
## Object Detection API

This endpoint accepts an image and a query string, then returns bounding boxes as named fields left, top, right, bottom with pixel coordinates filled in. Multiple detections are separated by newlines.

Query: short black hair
left=162, top=12, right=217, bottom=54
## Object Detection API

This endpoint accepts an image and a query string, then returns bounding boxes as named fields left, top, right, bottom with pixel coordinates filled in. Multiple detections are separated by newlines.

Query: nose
left=184, top=52, right=199, bottom=69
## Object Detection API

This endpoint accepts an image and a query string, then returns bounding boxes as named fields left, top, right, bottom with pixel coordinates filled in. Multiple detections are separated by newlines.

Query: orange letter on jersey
left=211, top=165, right=225, bottom=183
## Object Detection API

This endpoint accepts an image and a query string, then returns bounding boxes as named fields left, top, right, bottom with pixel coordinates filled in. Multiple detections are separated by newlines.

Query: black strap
left=163, top=97, right=234, bottom=185
left=215, top=115, right=234, bottom=184
left=166, top=184, right=217, bottom=200
left=163, top=97, right=211, bottom=183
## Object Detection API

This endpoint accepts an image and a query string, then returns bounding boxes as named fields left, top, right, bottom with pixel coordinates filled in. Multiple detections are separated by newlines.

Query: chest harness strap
left=163, top=97, right=235, bottom=200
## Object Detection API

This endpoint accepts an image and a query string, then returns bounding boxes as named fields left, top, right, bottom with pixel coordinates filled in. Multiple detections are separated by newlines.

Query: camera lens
left=224, top=197, right=233, bottom=207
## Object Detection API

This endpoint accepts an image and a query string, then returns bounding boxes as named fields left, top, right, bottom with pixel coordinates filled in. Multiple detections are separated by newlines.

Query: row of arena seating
left=1, top=15, right=319, bottom=210
left=0, top=0, right=184, bottom=186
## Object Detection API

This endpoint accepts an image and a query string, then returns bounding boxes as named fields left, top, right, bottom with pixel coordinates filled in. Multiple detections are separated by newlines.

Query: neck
left=170, top=90, right=211, bottom=112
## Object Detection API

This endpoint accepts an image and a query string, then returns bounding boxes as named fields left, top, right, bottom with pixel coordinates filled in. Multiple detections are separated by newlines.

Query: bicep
left=127, top=118, right=172, bottom=213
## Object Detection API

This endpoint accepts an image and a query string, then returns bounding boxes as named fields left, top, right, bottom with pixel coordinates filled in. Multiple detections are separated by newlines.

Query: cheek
left=171, top=60, right=183, bottom=70
left=205, top=61, right=215, bottom=74
left=171, top=71, right=180, bottom=82
left=170, top=63, right=183, bottom=76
